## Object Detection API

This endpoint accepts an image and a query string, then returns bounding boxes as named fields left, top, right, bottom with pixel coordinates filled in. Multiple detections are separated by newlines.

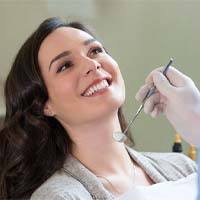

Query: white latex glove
left=135, top=67, right=200, bottom=147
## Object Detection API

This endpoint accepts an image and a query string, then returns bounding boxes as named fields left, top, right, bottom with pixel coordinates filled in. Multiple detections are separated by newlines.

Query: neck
left=62, top=111, right=133, bottom=177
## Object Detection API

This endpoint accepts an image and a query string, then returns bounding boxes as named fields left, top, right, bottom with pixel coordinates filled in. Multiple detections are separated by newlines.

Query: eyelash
left=56, top=61, right=73, bottom=73
left=90, top=46, right=104, bottom=55
left=56, top=46, right=104, bottom=73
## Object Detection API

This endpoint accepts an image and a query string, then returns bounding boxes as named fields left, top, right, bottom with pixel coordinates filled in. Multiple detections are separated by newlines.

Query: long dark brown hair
left=0, top=17, right=133, bottom=199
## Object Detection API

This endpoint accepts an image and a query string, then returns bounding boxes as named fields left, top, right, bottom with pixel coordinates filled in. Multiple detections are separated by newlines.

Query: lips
left=81, top=77, right=112, bottom=96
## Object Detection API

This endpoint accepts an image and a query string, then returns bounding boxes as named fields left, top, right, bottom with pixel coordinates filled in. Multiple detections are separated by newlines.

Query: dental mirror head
left=112, top=132, right=127, bottom=142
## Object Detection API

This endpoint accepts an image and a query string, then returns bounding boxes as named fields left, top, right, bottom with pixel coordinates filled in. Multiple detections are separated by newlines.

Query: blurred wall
left=0, top=0, right=200, bottom=153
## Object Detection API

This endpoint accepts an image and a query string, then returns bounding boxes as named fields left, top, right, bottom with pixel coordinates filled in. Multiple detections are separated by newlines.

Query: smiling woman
left=0, top=17, right=132, bottom=200
left=0, top=17, right=196, bottom=200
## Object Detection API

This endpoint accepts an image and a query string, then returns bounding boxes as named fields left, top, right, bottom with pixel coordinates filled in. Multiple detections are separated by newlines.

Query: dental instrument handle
left=123, top=58, right=173, bottom=135
left=113, top=58, right=173, bottom=142
left=142, top=58, right=173, bottom=102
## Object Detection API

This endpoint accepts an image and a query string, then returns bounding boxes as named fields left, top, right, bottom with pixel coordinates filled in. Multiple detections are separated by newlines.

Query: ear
left=43, top=100, right=55, bottom=117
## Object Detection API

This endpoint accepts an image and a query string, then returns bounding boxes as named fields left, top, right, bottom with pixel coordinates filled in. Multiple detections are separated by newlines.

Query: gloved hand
left=135, top=66, right=200, bottom=147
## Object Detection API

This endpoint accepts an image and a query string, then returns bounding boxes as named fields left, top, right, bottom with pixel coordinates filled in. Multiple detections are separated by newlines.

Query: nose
left=83, top=57, right=101, bottom=76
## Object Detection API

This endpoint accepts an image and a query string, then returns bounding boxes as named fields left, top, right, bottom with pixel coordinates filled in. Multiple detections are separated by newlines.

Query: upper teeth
left=83, top=80, right=109, bottom=96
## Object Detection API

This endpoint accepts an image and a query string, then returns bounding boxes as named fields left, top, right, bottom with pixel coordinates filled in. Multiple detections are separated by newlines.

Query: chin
left=101, top=97, right=125, bottom=116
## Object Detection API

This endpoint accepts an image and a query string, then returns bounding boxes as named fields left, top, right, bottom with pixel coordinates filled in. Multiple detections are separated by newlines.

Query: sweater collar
left=62, top=145, right=164, bottom=199
left=63, top=153, right=114, bottom=199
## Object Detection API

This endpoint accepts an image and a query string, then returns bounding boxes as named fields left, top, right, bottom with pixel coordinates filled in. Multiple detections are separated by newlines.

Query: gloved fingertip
left=153, top=71, right=166, bottom=84
left=143, top=105, right=150, bottom=115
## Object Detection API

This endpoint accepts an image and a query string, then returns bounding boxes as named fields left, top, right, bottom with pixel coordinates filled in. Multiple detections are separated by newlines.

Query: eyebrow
left=83, top=38, right=96, bottom=45
left=48, top=38, right=97, bottom=71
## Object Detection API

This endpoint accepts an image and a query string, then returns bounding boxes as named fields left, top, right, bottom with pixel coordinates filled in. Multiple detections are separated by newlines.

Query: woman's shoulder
left=142, top=151, right=197, bottom=176
left=126, top=146, right=197, bottom=181
left=30, top=169, right=92, bottom=200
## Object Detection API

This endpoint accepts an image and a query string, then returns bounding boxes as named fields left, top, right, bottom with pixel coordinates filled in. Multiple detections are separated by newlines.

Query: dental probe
left=113, top=58, right=173, bottom=142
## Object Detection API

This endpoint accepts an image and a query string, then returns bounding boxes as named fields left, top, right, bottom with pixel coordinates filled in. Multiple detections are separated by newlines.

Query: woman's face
left=38, top=27, right=125, bottom=127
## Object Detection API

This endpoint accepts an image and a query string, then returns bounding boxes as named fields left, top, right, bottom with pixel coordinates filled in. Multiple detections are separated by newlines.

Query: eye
left=56, top=61, right=73, bottom=73
left=90, top=46, right=104, bottom=56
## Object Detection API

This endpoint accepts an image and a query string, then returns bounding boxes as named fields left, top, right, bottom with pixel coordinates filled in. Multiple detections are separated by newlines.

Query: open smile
left=81, top=78, right=112, bottom=97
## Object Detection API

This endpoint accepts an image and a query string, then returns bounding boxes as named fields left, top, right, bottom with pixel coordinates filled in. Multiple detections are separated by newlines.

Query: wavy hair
left=0, top=17, right=133, bottom=199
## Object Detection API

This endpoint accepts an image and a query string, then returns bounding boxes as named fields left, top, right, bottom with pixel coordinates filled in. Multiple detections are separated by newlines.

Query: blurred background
left=0, top=0, right=200, bottom=154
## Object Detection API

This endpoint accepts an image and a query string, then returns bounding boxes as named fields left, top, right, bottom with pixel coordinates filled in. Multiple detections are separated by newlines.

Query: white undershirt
left=117, top=173, right=198, bottom=200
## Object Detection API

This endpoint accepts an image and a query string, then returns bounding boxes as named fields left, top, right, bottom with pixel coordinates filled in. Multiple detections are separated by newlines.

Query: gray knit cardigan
left=31, top=146, right=197, bottom=200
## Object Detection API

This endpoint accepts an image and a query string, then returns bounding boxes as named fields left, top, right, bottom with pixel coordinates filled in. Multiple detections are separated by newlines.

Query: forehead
left=38, top=27, right=94, bottom=68
left=40, top=27, right=94, bottom=49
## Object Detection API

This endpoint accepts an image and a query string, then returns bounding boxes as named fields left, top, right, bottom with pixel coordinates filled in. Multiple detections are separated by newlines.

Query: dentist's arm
left=135, top=67, right=200, bottom=147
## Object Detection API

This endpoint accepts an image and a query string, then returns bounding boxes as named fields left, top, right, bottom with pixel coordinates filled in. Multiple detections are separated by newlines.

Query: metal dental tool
left=113, top=58, right=173, bottom=142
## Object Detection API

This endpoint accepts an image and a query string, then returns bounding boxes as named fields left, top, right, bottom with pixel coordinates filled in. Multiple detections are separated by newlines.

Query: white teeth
left=89, top=88, right=93, bottom=94
left=101, top=81, right=106, bottom=88
left=88, top=90, right=93, bottom=96
left=83, top=79, right=109, bottom=97
left=97, top=84, right=101, bottom=90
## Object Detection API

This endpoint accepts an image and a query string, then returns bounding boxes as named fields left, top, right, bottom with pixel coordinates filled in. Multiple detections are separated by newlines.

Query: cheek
left=107, top=58, right=124, bottom=85
left=47, top=76, right=78, bottom=107
left=102, top=56, right=125, bottom=100
left=102, top=55, right=120, bottom=76
left=106, top=55, right=119, bottom=68
left=49, top=79, right=82, bottom=123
